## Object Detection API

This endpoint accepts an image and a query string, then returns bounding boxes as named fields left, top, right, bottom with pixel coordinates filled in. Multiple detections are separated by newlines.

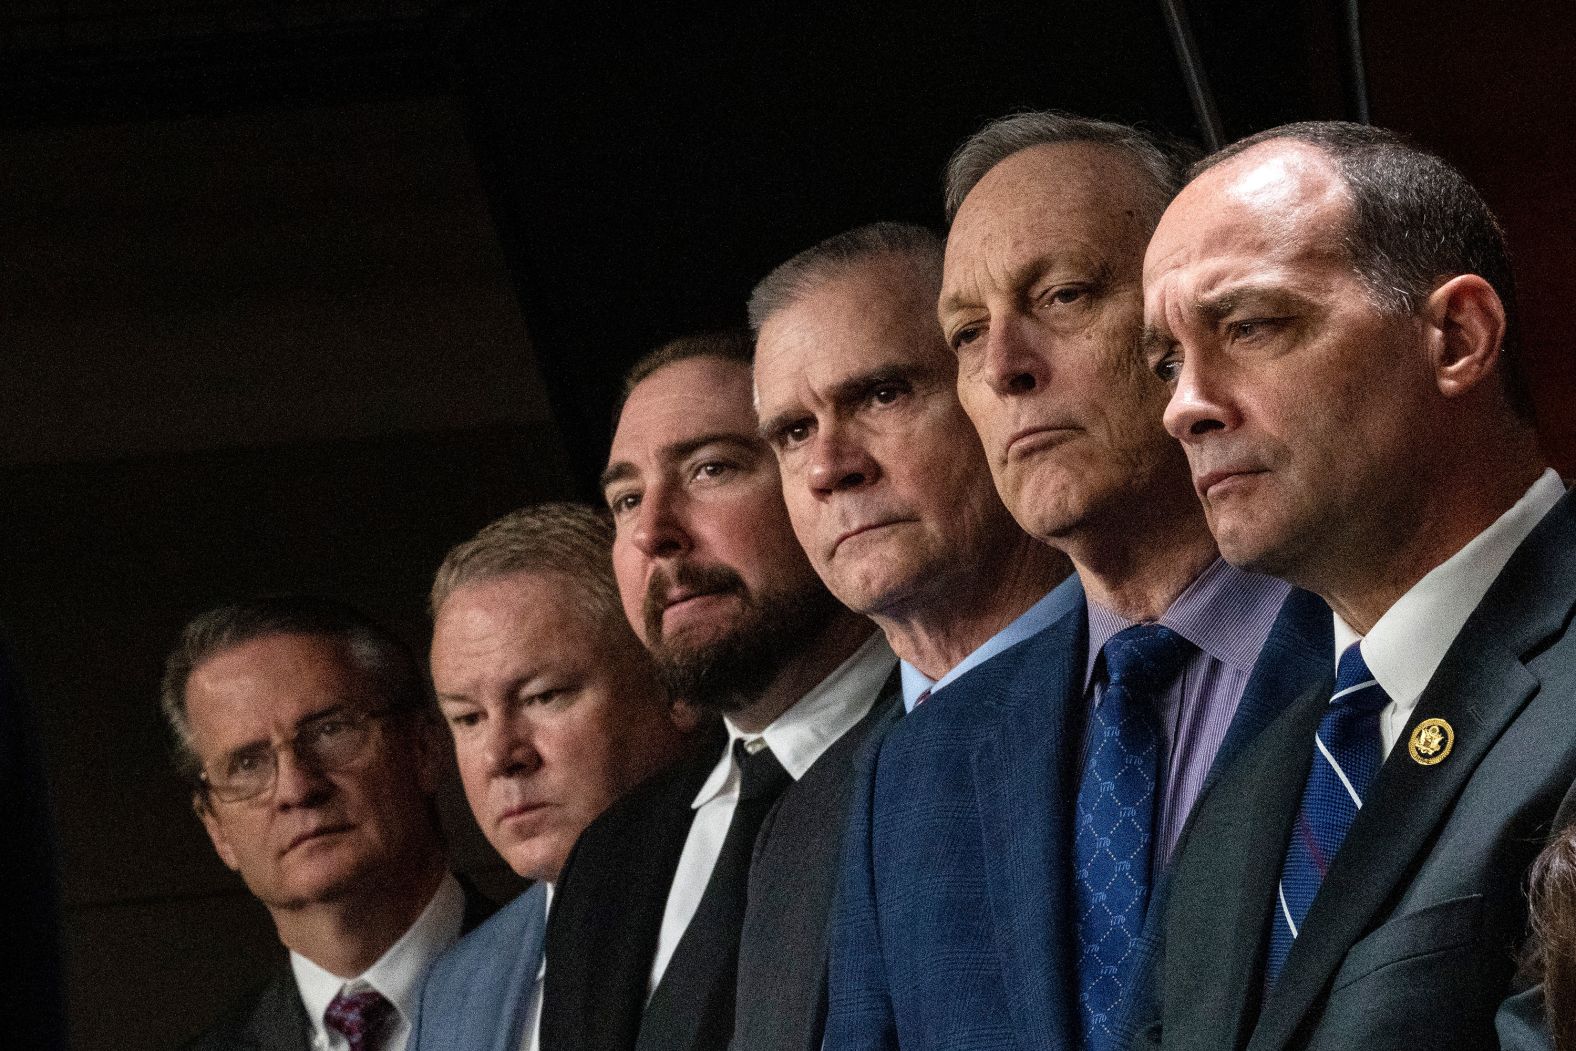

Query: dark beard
left=642, top=561, right=845, bottom=712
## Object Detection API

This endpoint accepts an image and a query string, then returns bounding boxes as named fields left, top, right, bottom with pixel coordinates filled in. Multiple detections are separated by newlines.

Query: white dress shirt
left=291, top=872, right=466, bottom=1051
left=646, top=630, right=896, bottom=995
left=1334, top=468, right=1565, bottom=757
left=518, top=883, right=553, bottom=1051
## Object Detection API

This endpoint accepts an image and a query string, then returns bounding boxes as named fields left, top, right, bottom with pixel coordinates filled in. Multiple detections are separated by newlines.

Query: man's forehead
left=606, top=358, right=759, bottom=478
left=1148, top=142, right=1352, bottom=284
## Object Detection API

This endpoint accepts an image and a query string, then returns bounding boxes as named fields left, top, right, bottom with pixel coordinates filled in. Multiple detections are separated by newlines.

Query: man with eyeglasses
left=164, top=596, right=492, bottom=1051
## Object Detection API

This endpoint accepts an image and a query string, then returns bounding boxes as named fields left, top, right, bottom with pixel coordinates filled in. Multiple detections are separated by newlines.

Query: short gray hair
left=943, top=110, right=1197, bottom=223
left=430, top=502, right=621, bottom=626
left=747, top=221, right=944, bottom=331
left=160, top=596, right=428, bottom=790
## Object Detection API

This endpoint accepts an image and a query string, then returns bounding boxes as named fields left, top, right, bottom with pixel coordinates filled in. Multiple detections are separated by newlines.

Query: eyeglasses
left=198, top=706, right=399, bottom=804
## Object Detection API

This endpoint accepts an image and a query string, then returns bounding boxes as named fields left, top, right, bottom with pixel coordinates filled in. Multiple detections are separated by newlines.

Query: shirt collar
left=1083, top=557, right=1293, bottom=689
left=692, top=630, right=895, bottom=808
left=897, top=584, right=1069, bottom=712
left=290, top=871, right=465, bottom=1041
left=1334, top=468, right=1565, bottom=705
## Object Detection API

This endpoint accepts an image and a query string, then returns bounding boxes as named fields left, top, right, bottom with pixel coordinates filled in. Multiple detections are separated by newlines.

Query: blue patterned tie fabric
left=325, top=987, right=393, bottom=1051
left=1075, top=623, right=1196, bottom=1050
left=1266, top=642, right=1389, bottom=984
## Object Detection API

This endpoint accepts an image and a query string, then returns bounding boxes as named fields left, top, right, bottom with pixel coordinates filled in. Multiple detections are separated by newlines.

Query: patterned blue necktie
left=1075, top=623, right=1195, bottom=1050
left=1266, top=642, right=1389, bottom=984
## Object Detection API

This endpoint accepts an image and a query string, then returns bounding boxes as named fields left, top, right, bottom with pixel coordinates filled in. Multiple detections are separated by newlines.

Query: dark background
left=1, top=2, right=1570, bottom=1047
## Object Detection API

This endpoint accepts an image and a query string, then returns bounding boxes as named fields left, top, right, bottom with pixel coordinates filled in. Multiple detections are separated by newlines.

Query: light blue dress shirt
left=898, top=584, right=1073, bottom=713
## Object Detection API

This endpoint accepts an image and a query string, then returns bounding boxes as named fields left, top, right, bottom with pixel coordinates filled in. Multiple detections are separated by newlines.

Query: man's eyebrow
left=599, top=461, right=635, bottom=493
left=600, top=432, right=762, bottom=490
left=1140, top=325, right=1174, bottom=356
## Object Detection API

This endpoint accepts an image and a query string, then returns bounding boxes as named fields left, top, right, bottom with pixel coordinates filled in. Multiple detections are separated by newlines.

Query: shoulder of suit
left=182, top=969, right=305, bottom=1050
left=425, top=883, right=547, bottom=992
left=573, top=736, right=724, bottom=845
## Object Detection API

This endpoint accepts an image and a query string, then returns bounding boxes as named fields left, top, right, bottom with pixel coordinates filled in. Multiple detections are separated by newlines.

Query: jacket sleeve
left=822, top=737, right=899, bottom=1051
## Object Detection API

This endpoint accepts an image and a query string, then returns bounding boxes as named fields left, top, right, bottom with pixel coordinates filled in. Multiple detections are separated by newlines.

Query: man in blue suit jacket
left=748, top=220, right=1072, bottom=1051
left=412, top=503, right=702, bottom=1051
left=824, top=111, right=1331, bottom=1051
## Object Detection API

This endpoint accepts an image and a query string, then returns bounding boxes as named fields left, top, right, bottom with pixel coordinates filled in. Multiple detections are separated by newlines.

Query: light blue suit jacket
left=408, top=882, right=549, bottom=1051
left=824, top=574, right=1330, bottom=1050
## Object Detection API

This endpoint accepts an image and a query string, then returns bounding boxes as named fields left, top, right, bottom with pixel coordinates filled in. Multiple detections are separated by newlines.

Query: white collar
left=692, top=630, right=895, bottom=808
left=1334, top=468, right=1565, bottom=705
left=290, top=872, right=465, bottom=1043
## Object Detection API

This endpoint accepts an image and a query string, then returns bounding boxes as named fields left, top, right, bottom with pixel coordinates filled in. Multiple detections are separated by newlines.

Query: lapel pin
left=1408, top=717, right=1454, bottom=766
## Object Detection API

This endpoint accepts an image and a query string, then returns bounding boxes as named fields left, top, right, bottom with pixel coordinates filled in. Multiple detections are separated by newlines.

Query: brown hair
left=1527, top=827, right=1576, bottom=1050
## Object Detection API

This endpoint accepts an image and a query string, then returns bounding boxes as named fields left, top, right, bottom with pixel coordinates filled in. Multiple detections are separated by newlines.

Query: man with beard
left=539, top=331, right=898, bottom=1051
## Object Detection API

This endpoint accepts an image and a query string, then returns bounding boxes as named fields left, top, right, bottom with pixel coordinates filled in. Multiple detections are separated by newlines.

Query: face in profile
left=185, top=633, right=441, bottom=911
left=940, top=142, right=1186, bottom=545
left=430, top=570, right=689, bottom=883
left=754, top=255, right=1022, bottom=617
left=1142, top=141, right=1436, bottom=584
left=602, top=355, right=842, bottom=708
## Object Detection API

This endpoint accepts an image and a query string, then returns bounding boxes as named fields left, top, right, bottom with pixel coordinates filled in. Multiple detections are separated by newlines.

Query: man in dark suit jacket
left=542, top=333, right=898, bottom=1051
left=824, top=111, right=1331, bottom=1051
left=1134, top=121, right=1574, bottom=1050
left=746, top=221, right=1072, bottom=1051
left=164, top=597, right=482, bottom=1051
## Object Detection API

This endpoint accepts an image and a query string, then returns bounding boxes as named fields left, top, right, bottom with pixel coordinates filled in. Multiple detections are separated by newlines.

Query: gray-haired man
left=167, top=596, right=489, bottom=1051
left=823, top=112, right=1330, bottom=1051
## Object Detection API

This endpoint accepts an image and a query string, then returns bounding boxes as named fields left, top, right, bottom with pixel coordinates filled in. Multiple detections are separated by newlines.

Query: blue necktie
left=1266, top=642, right=1389, bottom=984
left=1075, top=623, right=1195, bottom=1050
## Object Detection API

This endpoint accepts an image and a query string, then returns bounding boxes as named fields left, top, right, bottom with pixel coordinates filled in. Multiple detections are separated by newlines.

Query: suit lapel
left=1251, top=490, right=1576, bottom=1051
left=1169, top=687, right=1326, bottom=1051
left=486, top=886, right=550, bottom=1051
left=971, top=602, right=1086, bottom=1051
left=1214, top=588, right=1331, bottom=777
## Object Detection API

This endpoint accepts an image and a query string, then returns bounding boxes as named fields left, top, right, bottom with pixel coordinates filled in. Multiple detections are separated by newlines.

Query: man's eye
left=693, top=461, right=732, bottom=481
left=1153, top=357, right=1182, bottom=383
left=950, top=326, right=982, bottom=352
left=777, top=421, right=812, bottom=448
left=1230, top=318, right=1283, bottom=341
left=228, top=749, right=268, bottom=777
left=607, top=491, right=640, bottom=515
left=871, top=384, right=901, bottom=406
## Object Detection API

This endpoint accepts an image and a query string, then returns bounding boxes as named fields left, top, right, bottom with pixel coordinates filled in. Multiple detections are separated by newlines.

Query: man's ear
left=1423, top=273, right=1507, bottom=400
left=196, top=794, right=242, bottom=872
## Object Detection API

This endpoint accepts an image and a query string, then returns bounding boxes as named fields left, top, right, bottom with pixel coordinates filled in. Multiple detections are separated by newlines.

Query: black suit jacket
left=182, top=878, right=497, bottom=1051
left=730, top=672, right=903, bottom=1051
left=1135, top=489, right=1576, bottom=1051
left=539, top=734, right=727, bottom=1051
left=541, top=673, right=900, bottom=1051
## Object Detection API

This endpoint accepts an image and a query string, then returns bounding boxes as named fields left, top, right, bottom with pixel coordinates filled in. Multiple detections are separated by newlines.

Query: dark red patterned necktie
left=325, top=987, right=393, bottom=1051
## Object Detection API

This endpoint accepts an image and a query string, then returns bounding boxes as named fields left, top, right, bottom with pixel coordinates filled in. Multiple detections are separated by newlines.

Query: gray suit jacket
left=182, top=879, right=495, bottom=1051
left=729, top=670, right=903, bottom=1051
left=1135, top=488, right=1576, bottom=1051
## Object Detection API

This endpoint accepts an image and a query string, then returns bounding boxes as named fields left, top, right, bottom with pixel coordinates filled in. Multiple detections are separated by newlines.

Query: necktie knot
left=1103, top=623, right=1195, bottom=697
left=1331, top=643, right=1388, bottom=713
left=325, top=987, right=392, bottom=1051
left=733, top=739, right=791, bottom=803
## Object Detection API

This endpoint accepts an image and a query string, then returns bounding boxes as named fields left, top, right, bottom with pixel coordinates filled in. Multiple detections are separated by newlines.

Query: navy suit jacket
left=409, top=882, right=549, bottom=1051
left=825, top=573, right=1330, bottom=1051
